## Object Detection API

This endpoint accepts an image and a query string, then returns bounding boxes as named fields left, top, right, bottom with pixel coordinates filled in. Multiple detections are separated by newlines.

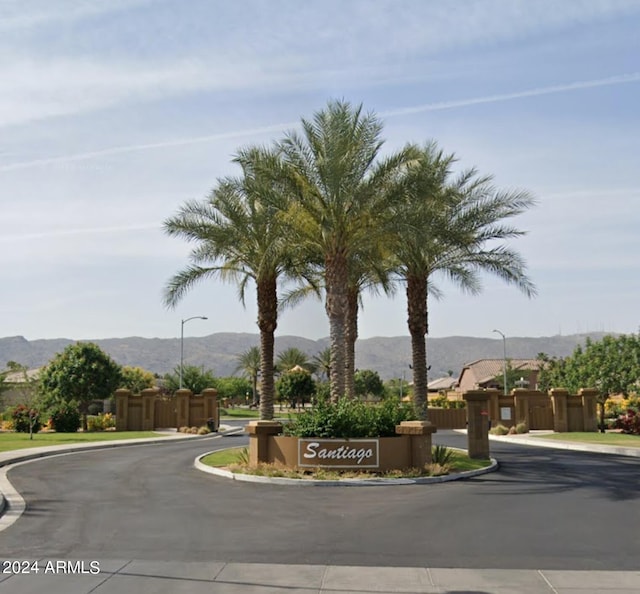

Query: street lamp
left=492, top=329, right=508, bottom=396
left=180, top=316, right=208, bottom=389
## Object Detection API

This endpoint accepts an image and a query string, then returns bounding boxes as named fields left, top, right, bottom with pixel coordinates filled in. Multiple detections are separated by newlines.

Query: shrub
left=431, top=444, right=454, bottom=466
left=197, top=426, right=211, bottom=435
left=49, top=402, right=81, bottom=433
left=283, top=397, right=416, bottom=438
left=515, top=422, right=529, bottom=434
left=86, top=412, right=116, bottom=432
left=10, top=404, right=42, bottom=433
left=87, top=402, right=102, bottom=416
left=615, top=409, right=640, bottom=435
left=489, top=424, right=509, bottom=435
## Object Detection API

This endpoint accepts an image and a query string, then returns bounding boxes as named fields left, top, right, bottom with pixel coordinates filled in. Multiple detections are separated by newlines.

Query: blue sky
left=2, top=0, right=639, bottom=342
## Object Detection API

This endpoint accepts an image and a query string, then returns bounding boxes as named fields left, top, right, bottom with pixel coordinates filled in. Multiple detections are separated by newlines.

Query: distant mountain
left=0, top=332, right=612, bottom=381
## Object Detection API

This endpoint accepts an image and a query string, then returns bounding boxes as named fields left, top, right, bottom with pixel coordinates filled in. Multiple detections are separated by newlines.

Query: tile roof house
left=457, top=359, right=541, bottom=392
left=427, top=376, right=459, bottom=392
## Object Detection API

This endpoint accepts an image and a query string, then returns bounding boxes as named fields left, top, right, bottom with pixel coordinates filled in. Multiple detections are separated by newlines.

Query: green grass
left=219, top=408, right=261, bottom=419
left=200, top=447, right=246, bottom=466
left=533, top=432, right=640, bottom=447
left=0, top=431, right=168, bottom=453
left=200, top=446, right=492, bottom=478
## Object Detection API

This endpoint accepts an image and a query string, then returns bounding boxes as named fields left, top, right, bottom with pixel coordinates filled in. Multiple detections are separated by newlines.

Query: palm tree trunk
left=407, top=275, right=428, bottom=420
left=344, top=286, right=358, bottom=399
left=257, top=277, right=277, bottom=420
left=326, top=250, right=348, bottom=402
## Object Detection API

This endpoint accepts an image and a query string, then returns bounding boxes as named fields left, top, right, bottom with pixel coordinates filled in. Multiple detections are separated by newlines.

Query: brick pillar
left=488, top=390, right=500, bottom=426
left=141, top=388, right=158, bottom=431
left=513, top=389, right=530, bottom=429
left=580, top=388, right=598, bottom=432
left=201, top=388, right=219, bottom=431
left=395, top=421, right=437, bottom=467
left=463, top=391, right=491, bottom=459
left=245, top=421, right=282, bottom=465
left=175, top=389, right=192, bottom=429
left=115, top=389, right=131, bottom=431
left=550, top=388, right=569, bottom=433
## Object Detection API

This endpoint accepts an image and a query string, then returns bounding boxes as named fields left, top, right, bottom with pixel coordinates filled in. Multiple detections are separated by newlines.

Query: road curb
left=488, top=434, right=640, bottom=457
left=194, top=446, right=498, bottom=486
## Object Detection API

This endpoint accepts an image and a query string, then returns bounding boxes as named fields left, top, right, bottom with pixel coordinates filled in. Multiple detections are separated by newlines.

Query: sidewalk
left=0, top=561, right=638, bottom=593
left=486, top=430, right=640, bottom=458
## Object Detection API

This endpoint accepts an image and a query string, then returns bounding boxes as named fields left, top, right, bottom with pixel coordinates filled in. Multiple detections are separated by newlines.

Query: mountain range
left=0, top=332, right=611, bottom=381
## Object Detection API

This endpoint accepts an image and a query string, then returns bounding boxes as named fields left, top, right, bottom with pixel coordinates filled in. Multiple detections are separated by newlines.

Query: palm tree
left=235, top=346, right=261, bottom=406
left=164, top=147, right=296, bottom=421
left=275, top=100, right=417, bottom=400
left=312, top=347, right=331, bottom=381
left=276, top=347, right=316, bottom=374
left=391, top=142, right=536, bottom=419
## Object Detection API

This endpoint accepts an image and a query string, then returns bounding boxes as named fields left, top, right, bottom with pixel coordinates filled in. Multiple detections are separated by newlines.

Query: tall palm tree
left=275, top=347, right=316, bottom=374
left=391, top=142, right=536, bottom=419
left=312, top=347, right=331, bottom=381
left=164, top=147, right=295, bottom=421
left=274, top=100, right=417, bottom=401
left=235, top=346, right=261, bottom=406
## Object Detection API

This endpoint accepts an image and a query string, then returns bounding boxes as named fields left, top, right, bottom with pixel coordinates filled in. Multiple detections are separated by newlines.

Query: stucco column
left=488, top=390, right=500, bottom=426
left=463, top=391, right=491, bottom=459
left=115, top=389, right=131, bottom=431
left=396, top=421, right=437, bottom=467
left=550, top=388, right=569, bottom=433
left=246, top=421, right=283, bottom=465
left=175, top=389, right=192, bottom=429
left=580, top=388, right=598, bottom=432
left=513, top=389, right=530, bottom=429
left=201, top=388, right=219, bottom=431
left=140, top=388, right=158, bottom=431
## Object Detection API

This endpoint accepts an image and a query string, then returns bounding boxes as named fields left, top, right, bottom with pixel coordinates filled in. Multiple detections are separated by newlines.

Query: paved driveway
left=1, top=430, right=638, bottom=571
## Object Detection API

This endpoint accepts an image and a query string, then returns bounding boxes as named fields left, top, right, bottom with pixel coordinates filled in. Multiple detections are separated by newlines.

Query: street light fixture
left=180, top=316, right=208, bottom=389
left=492, top=329, right=508, bottom=396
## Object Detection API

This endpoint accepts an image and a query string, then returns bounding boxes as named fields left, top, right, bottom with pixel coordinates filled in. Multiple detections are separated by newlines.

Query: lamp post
left=492, top=329, right=508, bottom=396
left=180, top=316, right=207, bottom=389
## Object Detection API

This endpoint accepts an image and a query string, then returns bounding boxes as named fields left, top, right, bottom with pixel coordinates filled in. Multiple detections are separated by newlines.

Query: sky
left=2, top=0, right=640, bottom=343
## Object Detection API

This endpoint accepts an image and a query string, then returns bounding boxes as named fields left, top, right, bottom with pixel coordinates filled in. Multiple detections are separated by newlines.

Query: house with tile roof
left=457, top=359, right=541, bottom=392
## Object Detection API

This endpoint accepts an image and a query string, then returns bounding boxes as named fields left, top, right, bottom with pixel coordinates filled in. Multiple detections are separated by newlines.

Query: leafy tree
left=491, top=360, right=535, bottom=393
left=389, top=142, right=535, bottom=419
left=164, top=147, right=308, bottom=421
left=39, top=342, right=122, bottom=431
left=234, top=346, right=261, bottom=406
left=120, top=366, right=156, bottom=393
left=163, top=365, right=216, bottom=394
left=213, top=376, right=253, bottom=401
left=276, top=369, right=316, bottom=408
left=354, top=369, right=385, bottom=399
left=276, top=347, right=316, bottom=374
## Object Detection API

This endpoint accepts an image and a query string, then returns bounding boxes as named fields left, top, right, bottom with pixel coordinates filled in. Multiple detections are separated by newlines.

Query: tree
left=213, top=376, right=253, bottom=402
left=163, top=365, right=216, bottom=394
left=354, top=369, right=385, bottom=399
left=234, top=346, right=261, bottom=406
left=276, top=369, right=316, bottom=409
left=39, top=343, right=122, bottom=431
left=390, top=142, right=536, bottom=419
left=120, top=366, right=156, bottom=393
left=164, top=147, right=303, bottom=421
left=274, top=100, right=417, bottom=401
left=276, top=347, right=316, bottom=374
left=312, top=347, right=331, bottom=381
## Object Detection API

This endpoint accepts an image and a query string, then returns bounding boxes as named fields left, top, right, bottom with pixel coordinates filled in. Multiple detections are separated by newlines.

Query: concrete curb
left=194, top=446, right=498, bottom=486
left=488, top=433, right=640, bottom=457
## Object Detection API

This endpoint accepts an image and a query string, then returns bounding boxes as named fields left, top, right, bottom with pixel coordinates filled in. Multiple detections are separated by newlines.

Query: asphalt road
left=1, top=425, right=639, bottom=571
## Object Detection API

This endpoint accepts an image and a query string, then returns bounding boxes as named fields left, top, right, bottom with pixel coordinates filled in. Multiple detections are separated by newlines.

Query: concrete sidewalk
left=0, top=561, right=638, bottom=593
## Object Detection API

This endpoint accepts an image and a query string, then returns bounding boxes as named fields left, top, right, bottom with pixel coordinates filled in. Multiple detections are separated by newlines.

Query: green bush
left=283, top=397, right=416, bottom=438
left=489, top=424, right=510, bottom=435
left=49, top=402, right=81, bottom=433
left=10, top=404, right=42, bottom=433
left=515, top=422, right=529, bottom=434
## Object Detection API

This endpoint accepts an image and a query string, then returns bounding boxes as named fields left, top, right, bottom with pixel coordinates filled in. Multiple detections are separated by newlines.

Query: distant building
left=457, top=359, right=541, bottom=392
left=2, top=368, right=41, bottom=408
left=427, top=376, right=458, bottom=392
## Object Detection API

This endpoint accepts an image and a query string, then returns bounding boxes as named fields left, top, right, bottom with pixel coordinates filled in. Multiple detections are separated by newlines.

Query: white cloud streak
left=1, top=72, right=637, bottom=173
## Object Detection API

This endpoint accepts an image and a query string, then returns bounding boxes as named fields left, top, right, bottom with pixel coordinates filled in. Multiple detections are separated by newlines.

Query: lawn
left=219, top=407, right=305, bottom=420
left=533, top=432, right=640, bottom=447
left=0, top=431, right=168, bottom=453
left=200, top=446, right=491, bottom=478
